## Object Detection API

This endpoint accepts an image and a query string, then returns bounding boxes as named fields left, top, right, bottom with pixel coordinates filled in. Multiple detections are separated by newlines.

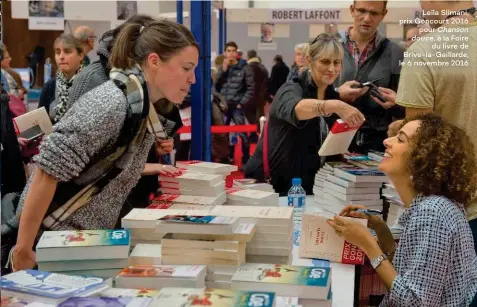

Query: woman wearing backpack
left=4, top=20, right=199, bottom=271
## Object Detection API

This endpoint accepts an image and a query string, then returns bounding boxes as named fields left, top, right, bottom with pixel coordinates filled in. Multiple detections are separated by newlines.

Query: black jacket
left=0, top=91, right=26, bottom=196
left=245, top=59, right=269, bottom=124
left=37, top=78, right=56, bottom=115
left=268, top=61, right=290, bottom=99
left=214, top=60, right=254, bottom=109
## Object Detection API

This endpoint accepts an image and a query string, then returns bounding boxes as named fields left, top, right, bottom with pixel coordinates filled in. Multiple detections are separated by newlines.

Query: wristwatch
left=370, top=254, right=388, bottom=270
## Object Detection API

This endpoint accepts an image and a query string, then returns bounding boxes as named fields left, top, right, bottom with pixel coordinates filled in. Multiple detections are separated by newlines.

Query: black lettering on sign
left=293, top=10, right=299, bottom=20
left=272, top=11, right=278, bottom=19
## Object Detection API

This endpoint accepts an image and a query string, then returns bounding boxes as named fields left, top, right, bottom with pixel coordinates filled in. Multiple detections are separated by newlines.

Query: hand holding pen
left=339, top=204, right=384, bottom=231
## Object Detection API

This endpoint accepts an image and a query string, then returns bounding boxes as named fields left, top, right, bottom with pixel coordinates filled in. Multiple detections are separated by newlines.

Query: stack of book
left=176, top=160, right=238, bottom=176
left=155, top=287, right=276, bottom=307
left=231, top=263, right=331, bottom=303
left=121, top=208, right=212, bottom=246
left=232, top=179, right=275, bottom=192
left=35, top=230, right=130, bottom=278
left=157, top=169, right=226, bottom=206
left=315, top=163, right=387, bottom=215
left=1, top=270, right=108, bottom=306
left=212, top=206, right=294, bottom=265
left=343, top=153, right=381, bottom=170
left=225, top=187, right=279, bottom=206
left=299, top=213, right=367, bottom=265
left=58, top=296, right=152, bottom=306
left=155, top=214, right=255, bottom=289
left=114, top=265, right=207, bottom=290
left=129, top=244, right=162, bottom=266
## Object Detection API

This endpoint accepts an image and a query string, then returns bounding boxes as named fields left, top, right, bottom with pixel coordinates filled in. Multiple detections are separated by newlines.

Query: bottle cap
left=292, top=178, right=301, bottom=185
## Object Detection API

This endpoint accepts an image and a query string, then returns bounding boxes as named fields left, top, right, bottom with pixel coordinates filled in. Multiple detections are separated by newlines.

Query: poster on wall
left=117, top=1, right=137, bottom=21
left=258, top=23, right=277, bottom=51
left=28, top=0, right=64, bottom=30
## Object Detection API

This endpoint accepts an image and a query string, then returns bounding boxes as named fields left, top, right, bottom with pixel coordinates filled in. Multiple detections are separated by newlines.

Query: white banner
left=269, top=9, right=342, bottom=23
left=179, top=107, right=192, bottom=141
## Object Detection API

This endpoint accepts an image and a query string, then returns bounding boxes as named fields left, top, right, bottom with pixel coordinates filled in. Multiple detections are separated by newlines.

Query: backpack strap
left=355, top=38, right=390, bottom=83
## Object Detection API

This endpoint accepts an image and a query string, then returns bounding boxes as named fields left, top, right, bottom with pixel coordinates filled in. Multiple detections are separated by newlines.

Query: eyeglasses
left=354, top=8, right=385, bottom=18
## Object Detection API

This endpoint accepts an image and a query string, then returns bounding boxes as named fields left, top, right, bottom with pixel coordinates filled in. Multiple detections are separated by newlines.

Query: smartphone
left=358, top=77, right=383, bottom=88
left=19, top=125, right=44, bottom=141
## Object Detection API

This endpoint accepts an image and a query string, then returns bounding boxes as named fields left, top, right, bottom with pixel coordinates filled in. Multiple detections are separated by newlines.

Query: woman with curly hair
left=328, top=113, right=477, bottom=306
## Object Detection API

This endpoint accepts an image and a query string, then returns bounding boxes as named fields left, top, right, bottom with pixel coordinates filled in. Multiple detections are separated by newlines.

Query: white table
left=279, top=196, right=355, bottom=307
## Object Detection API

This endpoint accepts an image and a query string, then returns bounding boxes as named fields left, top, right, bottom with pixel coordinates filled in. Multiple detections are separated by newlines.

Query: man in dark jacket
left=246, top=50, right=268, bottom=144
left=267, top=55, right=290, bottom=100
left=215, top=41, right=254, bottom=165
left=335, top=0, right=404, bottom=153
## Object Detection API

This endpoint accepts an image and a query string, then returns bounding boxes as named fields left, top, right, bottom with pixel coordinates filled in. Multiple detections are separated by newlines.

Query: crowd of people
left=1, top=0, right=477, bottom=305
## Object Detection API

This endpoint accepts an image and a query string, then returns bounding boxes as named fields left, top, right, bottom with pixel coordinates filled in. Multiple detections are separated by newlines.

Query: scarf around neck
left=54, top=65, right=83, bottom=123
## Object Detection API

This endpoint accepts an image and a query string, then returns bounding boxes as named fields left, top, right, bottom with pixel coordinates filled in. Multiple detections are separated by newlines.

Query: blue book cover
left=1, top=270, right=104, bottom=299
left=36, top=230, right=130, bottom=248
left=344, top=169, right=386, bottom=176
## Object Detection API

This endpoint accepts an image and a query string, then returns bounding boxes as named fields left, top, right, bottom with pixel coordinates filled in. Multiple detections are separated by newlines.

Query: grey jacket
left=69, top=39, right=176, bottom=135
left=2, top=81, right=155, bottom=233
left=336, top=30, right=404, bottom=124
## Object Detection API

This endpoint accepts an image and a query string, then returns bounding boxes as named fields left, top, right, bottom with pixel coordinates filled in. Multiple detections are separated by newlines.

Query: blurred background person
left=1, top=44, right=27, bottom=101
left=287, top=43, right=307, bottom=82
left=267, top=54, right=289, bottom=102
left=38, top=34, right=84, bottom=124
left=246, top=49, right=268, bottom=144
left=404, top=25, right=420, bottom=49
left=73, top=26, right=96, bottom=66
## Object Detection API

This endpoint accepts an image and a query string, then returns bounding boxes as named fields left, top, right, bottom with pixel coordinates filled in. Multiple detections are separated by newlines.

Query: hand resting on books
left=327, top=215, right=375, bottom=252
left=339, top=205, right=396, bottom=260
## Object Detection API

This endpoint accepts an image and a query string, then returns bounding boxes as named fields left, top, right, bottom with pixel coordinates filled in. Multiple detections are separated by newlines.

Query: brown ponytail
left=109, top=19, right=199, bottom=70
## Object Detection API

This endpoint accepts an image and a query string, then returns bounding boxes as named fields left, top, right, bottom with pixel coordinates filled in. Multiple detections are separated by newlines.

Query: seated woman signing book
left=244, top=33, right=367, bottom=196
left=329, top=113, right=477, bottom=306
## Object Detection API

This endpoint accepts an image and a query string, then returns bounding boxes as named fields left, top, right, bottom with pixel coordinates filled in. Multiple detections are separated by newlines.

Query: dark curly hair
left=403, top=114, right=477, bottom=207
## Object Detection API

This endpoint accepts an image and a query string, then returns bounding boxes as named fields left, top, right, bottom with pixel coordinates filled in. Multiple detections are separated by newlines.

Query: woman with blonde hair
left=3, top=19, right=199, bottom=272
left=244, top=33, right=367, bottom=195
left=287, top=43, right=308, bottom=82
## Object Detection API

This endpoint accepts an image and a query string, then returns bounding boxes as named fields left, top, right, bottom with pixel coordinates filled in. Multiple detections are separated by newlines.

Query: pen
left=356, top=209, right=383, bottom=216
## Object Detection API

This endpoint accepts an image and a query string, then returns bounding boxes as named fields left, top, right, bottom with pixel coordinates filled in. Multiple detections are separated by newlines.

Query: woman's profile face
left=147, top=45, right=199, bottom=104
left=379, top=120, right=421, bottom=177
left=310, top=56, right=341, bottom=86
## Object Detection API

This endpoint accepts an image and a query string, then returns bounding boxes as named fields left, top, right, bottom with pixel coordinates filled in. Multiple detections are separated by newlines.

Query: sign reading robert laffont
left=269, top=9, right=342, bottom=23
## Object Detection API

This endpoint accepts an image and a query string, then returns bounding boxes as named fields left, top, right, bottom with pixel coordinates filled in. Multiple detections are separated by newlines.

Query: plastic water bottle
left=288, top=178, right=306, bottom=246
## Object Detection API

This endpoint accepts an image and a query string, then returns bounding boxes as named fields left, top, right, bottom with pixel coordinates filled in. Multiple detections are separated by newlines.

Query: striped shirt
left=380, top=194, right=477, bottom=306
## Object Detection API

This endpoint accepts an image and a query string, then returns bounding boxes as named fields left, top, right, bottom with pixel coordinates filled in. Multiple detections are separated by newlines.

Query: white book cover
left=325, top=174, right=383, bottom=188
left=161, top=180, right=226, bottom=191
left=155, top=215, right=239, bottom=235
left=121, top=208, right=214, bottom=229
left=333, top=168, right=388, bottom=183
left=153, top=193, right=226, bottom=206
left=13, top=107, right=53, bottom=137
left=116, top=265, right=205, bottom=280
left=129, top=244, right=162, bottom=266
left=158, top=171, right=223, bottom=187
left=98, top=288, right=160, bottom=298
left=324, top=190, right=380, bottom=202
left=211, top=206, right=293, bottom=226
left=147, top=202, right=209, bottom=211
left=225, top=188, right=279, bottom=204
left=299, top=213, right=367, bottom=265
left=323, top=181, right=380, bottom=195
left=176, top=161, right=238, bottom=174
left=318, top=119, right=360, bottom=156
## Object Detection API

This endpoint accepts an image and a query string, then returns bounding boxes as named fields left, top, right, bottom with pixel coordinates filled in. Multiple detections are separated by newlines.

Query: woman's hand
left=155, top=139, right=174, bottom=156
left=327, top=216, right=376, bottom=251
left=340, top=205, right=386, bottom=231
left=370, top=87, right=397, bottom=109
left=12, top=245, right=36, bottom=271
left=329, top=100, right=365, bottom=128
left=338, top=81, right=368, bottom=103
left=157, top=164, right=181, bottom=176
